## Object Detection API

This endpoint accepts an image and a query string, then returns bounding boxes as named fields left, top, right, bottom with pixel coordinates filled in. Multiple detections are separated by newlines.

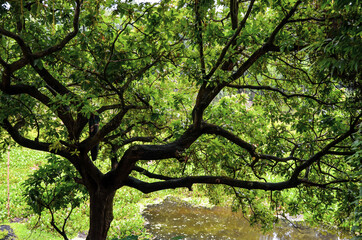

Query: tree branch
left=291, top=116, right=361, bottom=181
left=125, top=175, right=301, bottom=194
left=0, top=28, right=32, bottom=58
left=80, top=105, right=149, bottom=152
left=227, top=84, right=335, bottom=105
left=206, top=0, right=255, bottom=80
left=192, top=1, right=303, bottom=126
left=1, top=72, right=51, bottom=106
left=202, top=123, right=256, bottom=156
left=300, top=178, right=359, bottom=189
left=102, top=124, right=203, bottom=188
left=32, top=65, right=73, bottom=96
left=0, top=0, right=81, bottom=70
left=326, top=151, right=355, bottom=156
left=267, top=1, right=302, bottom=44
left=231, top=0, right=302, bottom=81
left=132, top=166, right=173, bottom=181
left=120, top=137, right=154, bottom=146
left=1, top=119, right=73, bottom=160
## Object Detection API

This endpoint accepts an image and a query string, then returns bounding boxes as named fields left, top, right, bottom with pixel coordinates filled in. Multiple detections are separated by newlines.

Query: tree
left=0, top=0, right=361, bottom=239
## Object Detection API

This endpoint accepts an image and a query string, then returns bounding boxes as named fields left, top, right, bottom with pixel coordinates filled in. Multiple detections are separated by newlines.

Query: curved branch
left=1, top=72, right=51, bottom=105
left=102, top=124, right=203, bottom=188
left=192, top=1, right=302, bottom=126
left=0, top=0, right=81, bottom=70
left=267, top=1, right=302, bottom=43
left=0, top=28, right=32, bottom=58
left=1, top=119, right=73, bottom=160
left=202, top=123, right=256, bottom=156
left=9, top=96, right=41, bottom=140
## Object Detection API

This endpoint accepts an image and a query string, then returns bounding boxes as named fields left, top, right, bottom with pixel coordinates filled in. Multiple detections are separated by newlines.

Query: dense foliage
left=0, top=0, right=361, bottom=239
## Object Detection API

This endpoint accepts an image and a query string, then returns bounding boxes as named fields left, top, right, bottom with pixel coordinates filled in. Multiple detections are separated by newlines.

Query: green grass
left=0, top=147, right=64, bottom=239
left=6, top=223, right=63, bottom=240
left=0, top=147, right=47, bottom=220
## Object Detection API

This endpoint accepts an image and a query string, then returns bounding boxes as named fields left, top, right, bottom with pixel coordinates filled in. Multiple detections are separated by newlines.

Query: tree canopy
left=0, top=0, right=361, bottom=239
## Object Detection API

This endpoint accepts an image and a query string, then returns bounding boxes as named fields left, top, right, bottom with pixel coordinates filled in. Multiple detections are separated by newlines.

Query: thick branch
left=0, top=0, right=81, bottom=72
left=267, top=1, right=302, bottom=43
left=102, top=124, right=203, bottom=189
left=202, top=123, right=256, bottom=156
left=0, top=28, right=32, bottom=58
left=32, top=65, right=73, bottom=96
left=1, top=119, right=73, bottom=160
left=125, top=176, right=301, bottom=194
left=1, top=72, right=51, bottom=105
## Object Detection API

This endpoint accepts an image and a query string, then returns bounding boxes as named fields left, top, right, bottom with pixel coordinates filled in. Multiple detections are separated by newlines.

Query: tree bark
left=86, top=188, right=116, bottom=240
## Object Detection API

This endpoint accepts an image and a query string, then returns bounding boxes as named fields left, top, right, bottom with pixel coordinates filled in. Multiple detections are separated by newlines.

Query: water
left=142, top=197, right=350, bottom=240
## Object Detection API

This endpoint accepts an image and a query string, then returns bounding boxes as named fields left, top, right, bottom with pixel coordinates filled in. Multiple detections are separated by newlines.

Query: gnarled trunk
left=86, top=188, right=116, bottom=240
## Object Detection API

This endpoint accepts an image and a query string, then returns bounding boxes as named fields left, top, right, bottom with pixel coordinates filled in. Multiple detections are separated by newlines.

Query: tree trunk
left=86, top=188, right=116, bottom=240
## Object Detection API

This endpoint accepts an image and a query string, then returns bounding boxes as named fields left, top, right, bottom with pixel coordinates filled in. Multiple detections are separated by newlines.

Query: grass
left=0, top=147, right=47, bottom=221
left=5, top=223, right=63, bottom=240
left=0, top=147, right=63, bottom=239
